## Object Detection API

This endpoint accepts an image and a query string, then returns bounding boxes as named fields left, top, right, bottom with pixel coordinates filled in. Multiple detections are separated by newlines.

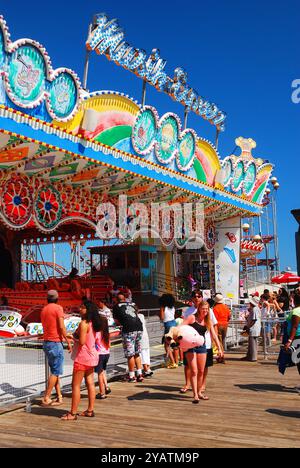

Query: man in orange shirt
left=213, top=293, right=231, bottom=363
left=41, top=290, right=72, bottom=406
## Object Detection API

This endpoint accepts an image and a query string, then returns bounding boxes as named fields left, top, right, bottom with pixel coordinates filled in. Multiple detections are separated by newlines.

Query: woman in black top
left=277, top=288, right=290, bottom=312
left=183, top=302, right=223, bottom=403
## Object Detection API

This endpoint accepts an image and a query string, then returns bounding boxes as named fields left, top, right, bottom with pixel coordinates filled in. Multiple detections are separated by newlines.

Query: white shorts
left=141, top=348, right=150, bottom=365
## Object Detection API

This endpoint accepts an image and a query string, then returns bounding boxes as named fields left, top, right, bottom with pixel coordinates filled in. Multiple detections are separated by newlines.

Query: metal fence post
left=45, top=352, right=49, bottom=392
left=262, top=320, right=267, bottom=360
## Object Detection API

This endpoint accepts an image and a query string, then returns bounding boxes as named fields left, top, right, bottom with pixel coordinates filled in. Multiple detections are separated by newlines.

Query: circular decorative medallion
left=48, top=72, right=78, bottom=120
left=1, top=176, right=33, bottom=228
left=243, top=162, right=257, bottom=196
left=7, top=45, right=46, bottom=106
left=35, top=185, right=62, bottom=230
left=155, top=113, right=180, bottom=164
left=176, top=129, right=196, bottom=171
left=231, top=160, right=245, bottom=192
left=205, top=223, right=216, bottom=251
left=132, top=106, right=157, bottom=155
left=222, top=158, right=233, bottom=187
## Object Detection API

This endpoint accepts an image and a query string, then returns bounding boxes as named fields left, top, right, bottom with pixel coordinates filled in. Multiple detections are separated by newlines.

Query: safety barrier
left=0, top=308, right=288, bottom=408
left=224, top=317, right=286, bottom=360
left=0, top=317, right=164, bottom=408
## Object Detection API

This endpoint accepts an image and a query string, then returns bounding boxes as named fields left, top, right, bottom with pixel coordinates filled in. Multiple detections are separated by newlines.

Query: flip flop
left=179, top=387, right=189, bottom=394
left=41, top=399, right=53, bottom=407
left=199, top=393, right=209, bottom=400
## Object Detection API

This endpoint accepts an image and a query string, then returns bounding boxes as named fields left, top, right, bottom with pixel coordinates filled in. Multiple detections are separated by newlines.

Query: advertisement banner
left=214, top=217, right=241, bottom=304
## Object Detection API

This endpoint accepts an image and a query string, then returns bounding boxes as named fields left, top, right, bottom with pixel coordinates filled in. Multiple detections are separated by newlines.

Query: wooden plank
left=0, top=354, right=299, bottom=448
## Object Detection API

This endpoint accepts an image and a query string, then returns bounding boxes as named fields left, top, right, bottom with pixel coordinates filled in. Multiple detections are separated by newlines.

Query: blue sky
left=2, top=0, right=300, bottom=270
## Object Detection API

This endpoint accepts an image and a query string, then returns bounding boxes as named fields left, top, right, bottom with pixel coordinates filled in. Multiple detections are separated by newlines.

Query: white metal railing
left=241, top=270, right=281, bottom=286
left=0, top=317, right=164, bottom=408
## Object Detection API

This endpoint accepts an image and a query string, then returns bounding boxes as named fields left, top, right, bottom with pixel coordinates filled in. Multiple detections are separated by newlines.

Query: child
left=95, top=315, right=111, bottom=399
left=138, top=312, right=153, bottom=378
left=175, top=309, right=184, bottom=365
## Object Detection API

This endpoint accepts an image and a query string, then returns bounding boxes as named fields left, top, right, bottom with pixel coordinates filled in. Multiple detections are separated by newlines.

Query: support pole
left=52, top=243, right=56, bottom=278
left=83, top=23, right=93, bottom=90
left=215, top=128, right=220, bottom=149
left=77, top=241, right=81, bottom=276
left=183, top=107, right=189, bottom=129
left=141, top=80, right=147, bottom=108
left=271, top=190, right=279, bottom=272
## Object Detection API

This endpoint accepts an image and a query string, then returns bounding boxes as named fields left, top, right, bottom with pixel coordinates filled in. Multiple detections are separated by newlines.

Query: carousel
left=0, top=14, right=274, bottom=337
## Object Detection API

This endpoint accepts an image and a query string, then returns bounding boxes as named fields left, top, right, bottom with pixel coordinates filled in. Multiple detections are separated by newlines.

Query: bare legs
left=184, top=352, right=207, bottom=401
left=98, top=370, right=106, bottom=396
left=128, top=354, right=142, bottom=373
left=62, top=368, right=95, bottom=417
left=43, top=374, right=61, bottom=404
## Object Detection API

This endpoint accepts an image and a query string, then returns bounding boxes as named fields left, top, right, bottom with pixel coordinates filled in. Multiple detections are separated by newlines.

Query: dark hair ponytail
left=83, top=300, right=101, bottom=332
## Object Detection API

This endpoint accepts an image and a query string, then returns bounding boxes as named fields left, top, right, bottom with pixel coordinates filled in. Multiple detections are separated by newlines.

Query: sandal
left=199, top=392, right=209, bottom=400
left=105, top=387, right=112, bottom=395
left=192, top=399, right=200, bottom=404
left=96, top=393, right=107, bottom=400
left=78, top=409, right=95, bottom=417
left=61, top=412, right=77, bottom=421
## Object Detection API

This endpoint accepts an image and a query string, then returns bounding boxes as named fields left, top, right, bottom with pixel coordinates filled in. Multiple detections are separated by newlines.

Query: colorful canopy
left=271, top=273, right=300, bottom=284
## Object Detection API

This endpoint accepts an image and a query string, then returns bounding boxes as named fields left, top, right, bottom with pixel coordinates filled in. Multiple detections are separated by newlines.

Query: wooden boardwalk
left=0, top=352, right=299, bottom=448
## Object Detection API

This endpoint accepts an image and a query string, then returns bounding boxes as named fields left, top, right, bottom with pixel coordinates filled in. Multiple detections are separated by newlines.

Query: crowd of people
left=240, top=287, right=300, bottom=365
left=39, top=286, right=152, bottom=420
left=37, top=282, right=300, bottom=419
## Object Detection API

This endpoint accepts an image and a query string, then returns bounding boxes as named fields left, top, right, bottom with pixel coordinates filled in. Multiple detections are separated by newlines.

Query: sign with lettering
left=86, top=13, right=226, bottom=131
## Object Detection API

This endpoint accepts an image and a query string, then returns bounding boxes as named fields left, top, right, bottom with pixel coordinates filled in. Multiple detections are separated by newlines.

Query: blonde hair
left=196, top=301, right=212, bottom=330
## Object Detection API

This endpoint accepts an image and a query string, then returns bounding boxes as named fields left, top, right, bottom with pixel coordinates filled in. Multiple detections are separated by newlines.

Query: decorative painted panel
left=155, top=113, right=180, bottom=164
left=8, top=45, right=46, bottom=106
left=0, top=16, right=82, bottom=121
left=132, top=106, right=157, bottom=155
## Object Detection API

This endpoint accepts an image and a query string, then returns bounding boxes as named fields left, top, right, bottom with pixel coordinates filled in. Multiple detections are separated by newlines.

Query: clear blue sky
left=2, top=0, right=299, bottom=270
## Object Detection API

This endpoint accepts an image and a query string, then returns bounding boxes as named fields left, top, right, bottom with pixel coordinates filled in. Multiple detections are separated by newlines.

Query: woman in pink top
left=61, top=301, right=101, bottom=421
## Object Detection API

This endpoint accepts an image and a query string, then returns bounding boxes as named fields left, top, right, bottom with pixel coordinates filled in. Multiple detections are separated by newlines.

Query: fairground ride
left=0, top=14, right=275, bottom=318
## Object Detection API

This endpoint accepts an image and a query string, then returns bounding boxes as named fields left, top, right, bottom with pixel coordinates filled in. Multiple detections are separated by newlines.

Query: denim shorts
left=43, top=341, right=64, bottom=376
left=95, top=354, right=110, bottom=373
left=185, top=344, right=207, bottom=354
left=164, top=320, right=177, bottom=334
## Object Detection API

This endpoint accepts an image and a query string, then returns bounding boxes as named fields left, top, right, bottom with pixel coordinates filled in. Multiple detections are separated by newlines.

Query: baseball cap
left=214, top=293, right=224, bottom=304
left=47, top=289, right=58, bottom=300
left=251, top=291, right=260, bottom=297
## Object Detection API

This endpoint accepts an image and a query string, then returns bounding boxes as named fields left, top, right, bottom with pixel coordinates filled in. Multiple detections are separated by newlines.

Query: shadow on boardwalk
left=235, top=383, right=298, bottom=393
left=266, top=409, right=300, bottom=419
